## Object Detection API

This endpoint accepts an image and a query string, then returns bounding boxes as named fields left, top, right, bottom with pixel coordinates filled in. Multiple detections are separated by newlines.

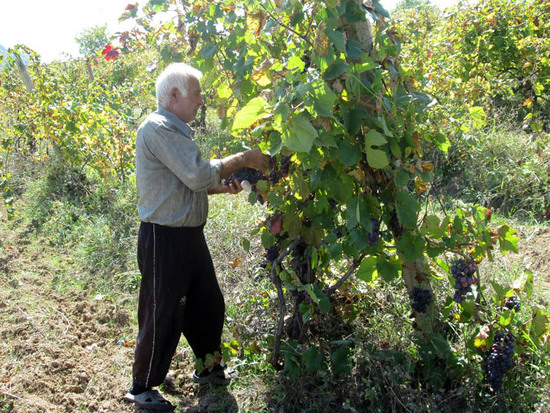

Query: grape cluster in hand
left=486, top=331, right=515, bottom=392
left=410, top=287, right=433, bottom=313
left=366, top=218, right=380, bottom=246
left=225, top=155, right=291, bottom=204
left=450, top=257, right=476, bottom=303
left=225, top=167, right=265, bottom=187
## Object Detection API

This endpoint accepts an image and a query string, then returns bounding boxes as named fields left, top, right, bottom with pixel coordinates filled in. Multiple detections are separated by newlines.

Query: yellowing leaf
left=247, top=12, right=265, bottom=37
left=228, top=256, right=242, bottom=268
left=232, top=97, right=268, bottom=133
left=421, top=161, right=433, bottom=171
left=314, top=21, right=329, bottom=56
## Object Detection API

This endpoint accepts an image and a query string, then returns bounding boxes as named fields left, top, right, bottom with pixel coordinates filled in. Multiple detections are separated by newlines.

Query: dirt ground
left=0, top=218, right=548, bottom=413
left=0, top=219, right=240, bottom=413
left=506, top=225, right=550, bottom=293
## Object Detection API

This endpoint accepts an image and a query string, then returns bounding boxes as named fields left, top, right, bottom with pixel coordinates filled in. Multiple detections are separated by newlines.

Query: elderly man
left=124, top=62, right=268, bottom=411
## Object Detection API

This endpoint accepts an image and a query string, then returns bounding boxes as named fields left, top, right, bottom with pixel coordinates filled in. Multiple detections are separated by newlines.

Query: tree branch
left=326, top=255, right=364, bottom=297
left=268, top=235, right=302, bottom=368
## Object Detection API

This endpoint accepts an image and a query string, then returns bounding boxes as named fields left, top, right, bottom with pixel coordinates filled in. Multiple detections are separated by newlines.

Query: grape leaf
left=498, top=309, right=513, bottom=326
left=395, top=190, right=420, bottom=229
left=306, top=284, right=331, bottom=312
left=531, top=308, right=549, bottom=339
left=331, top=346, right=352, bottom=373
left=241, top=237, right=250, bottom=251
left=201, top=43, right=218, bottom=59
left=283, top=212, right=301, bottom=239
left=336, top=140, right=362, bottom=166
left=397, top=232, right=425, bottom=261
left=282, top=114, right=318, bottom=152
left=283, top=353, right=301, bottom=375
left=346, top=38, right=363, bottom=60
left=326, top=174, right=354, bottom=204
left=376, top=255, right=401, bottom=282
left=303, top=347, right=325, bottom=372
left=357, top=256, right=378, bottom=282
left=497, top=224, right=519, bottom=254
left=307, top=79, right=337, bottom=118
left=365, top=130, right=389, bottom=169
left=232, top=97, right=268, bottom=132
left=327, top=29, right=346, bottom=52
left=323, top=59, right=348, bottom=80
left=431, top=335, right=452, bottom=356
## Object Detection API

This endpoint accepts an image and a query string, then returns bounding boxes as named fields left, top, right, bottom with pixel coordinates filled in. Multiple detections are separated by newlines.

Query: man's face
left=170, top=77, right=204, bottom=123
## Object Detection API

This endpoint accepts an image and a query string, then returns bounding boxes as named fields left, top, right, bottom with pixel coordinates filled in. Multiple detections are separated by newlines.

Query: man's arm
left=219, top=148, right=269, bottom=179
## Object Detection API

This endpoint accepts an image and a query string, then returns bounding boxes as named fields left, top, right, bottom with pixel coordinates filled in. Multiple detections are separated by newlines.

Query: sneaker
left=191, top=363, right=237, bottom=385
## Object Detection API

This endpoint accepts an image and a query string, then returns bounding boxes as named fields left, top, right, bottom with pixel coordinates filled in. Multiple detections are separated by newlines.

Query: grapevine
left=111, top=0, right=545, bottom=390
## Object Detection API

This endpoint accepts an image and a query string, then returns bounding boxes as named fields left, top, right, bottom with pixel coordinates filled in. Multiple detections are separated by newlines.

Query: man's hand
left=208, top=179, right=243, bottom=195
left=220, top=148, right=270, bottom=179
left=243, top=148, right=270, bottom=173
left=226, top=179, right=243, bottom=194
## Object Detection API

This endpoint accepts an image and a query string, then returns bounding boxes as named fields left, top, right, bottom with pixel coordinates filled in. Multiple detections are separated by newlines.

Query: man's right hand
left=220, top=148, right=270, bottom=180
left=243, top=148, right=270, bottom=173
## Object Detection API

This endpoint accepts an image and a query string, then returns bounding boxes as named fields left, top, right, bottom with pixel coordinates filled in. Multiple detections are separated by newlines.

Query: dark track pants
left=132, top=222, right=225, bottom=388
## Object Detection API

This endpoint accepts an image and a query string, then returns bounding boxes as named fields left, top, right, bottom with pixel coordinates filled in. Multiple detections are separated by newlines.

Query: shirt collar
left=157, top=106, right=195, bottom=139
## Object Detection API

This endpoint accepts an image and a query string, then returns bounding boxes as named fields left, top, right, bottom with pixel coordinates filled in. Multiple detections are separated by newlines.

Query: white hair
left=155, top=63, right=203, bottom=109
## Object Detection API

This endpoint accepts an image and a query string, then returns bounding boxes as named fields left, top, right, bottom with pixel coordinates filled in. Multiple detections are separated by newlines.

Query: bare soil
left=509, top=226, right=550, bottom=293
left=0, top=216, right=548, bottom=413
left=0, top=220, right=241, bottom=413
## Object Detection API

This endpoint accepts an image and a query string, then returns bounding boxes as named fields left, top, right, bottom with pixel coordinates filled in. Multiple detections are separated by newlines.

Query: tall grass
left=436, top=124, right=550, bottom=223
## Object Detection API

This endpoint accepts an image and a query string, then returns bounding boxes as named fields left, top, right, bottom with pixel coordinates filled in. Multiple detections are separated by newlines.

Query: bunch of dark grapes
left=486, top=331, right=515, bottom=392
left=366, top=218, right=380, bottom=246
left=267, top=169, right=284, bottom=184
left=266, top=155, right=291, bottom=185
left=226, top=156, right=292, bottom=205
left=450, top=257, right=476, bottom=303
left=410, top=287, right=433, bottom=313
left=265, top=245, right=280, bottom=263
left=504, top=295, right=521, bottom=312
left=389, top=211, right=403, bottom=237
left=225, top=167, right=265, bottom=187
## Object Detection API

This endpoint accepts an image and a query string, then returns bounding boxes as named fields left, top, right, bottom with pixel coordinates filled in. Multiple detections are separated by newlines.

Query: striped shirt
left=135, top=106, right=222, bottom=227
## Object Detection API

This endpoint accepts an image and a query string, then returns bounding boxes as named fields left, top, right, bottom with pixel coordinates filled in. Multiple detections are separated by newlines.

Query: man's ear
left=170, top=87, right=179, bottom=101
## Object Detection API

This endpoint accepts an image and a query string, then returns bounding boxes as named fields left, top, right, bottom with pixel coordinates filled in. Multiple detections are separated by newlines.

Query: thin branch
left=268, top=236, right=302, bottom=368
left=326, top=255, right=365, bottom=297
left=258, top=4, right=314, bottom=48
